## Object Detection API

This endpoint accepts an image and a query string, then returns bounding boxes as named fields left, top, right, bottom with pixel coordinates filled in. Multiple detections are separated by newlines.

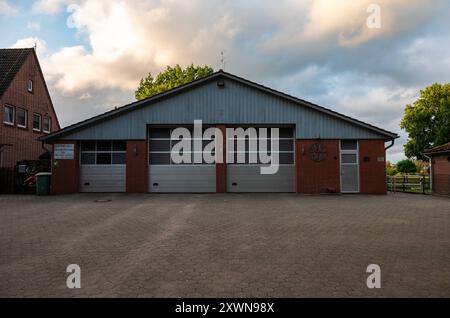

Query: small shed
left=424, top=142, right=450, bottom=196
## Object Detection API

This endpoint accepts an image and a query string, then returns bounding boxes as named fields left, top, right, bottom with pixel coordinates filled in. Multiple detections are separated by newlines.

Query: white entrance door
left=340, top=140, right=359, bottom=193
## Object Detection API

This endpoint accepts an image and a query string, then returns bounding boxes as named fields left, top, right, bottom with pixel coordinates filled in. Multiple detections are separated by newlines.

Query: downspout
left=385, top=139, right=395, bottom=151
left=384, top=139, right=395, bottom=193
left=41, top=141, right=51, bottom=154
left=423, top=153, right=432, bottom=193
left=41, top=141, right=53, bottom=163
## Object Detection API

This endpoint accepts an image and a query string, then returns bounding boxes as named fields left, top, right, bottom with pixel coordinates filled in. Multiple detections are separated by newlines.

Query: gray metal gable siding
left=61, top=79, right=385, bottom=140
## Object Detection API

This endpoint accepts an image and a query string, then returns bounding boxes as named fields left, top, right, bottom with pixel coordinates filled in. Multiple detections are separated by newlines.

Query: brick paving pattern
left=0, top=193, right=449, bottom=297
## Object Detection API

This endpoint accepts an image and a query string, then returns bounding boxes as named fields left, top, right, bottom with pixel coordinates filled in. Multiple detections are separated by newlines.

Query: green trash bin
left=36, top=172, right=52, bottom=195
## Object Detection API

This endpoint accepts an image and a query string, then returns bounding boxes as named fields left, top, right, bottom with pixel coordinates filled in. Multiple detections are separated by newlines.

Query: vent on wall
left=217, top=80, right=225, bottom=88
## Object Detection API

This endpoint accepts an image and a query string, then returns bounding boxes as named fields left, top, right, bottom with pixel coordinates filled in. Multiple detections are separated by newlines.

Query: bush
left=396, top=159, right=417, bottom=174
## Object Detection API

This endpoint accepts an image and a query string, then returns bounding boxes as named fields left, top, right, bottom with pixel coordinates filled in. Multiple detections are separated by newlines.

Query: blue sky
left=1, top=0, right=450, bottom=162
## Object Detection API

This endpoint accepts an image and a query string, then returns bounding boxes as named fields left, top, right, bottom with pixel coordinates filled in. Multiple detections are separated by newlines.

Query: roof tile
left=0, top=48, right=33, bottom=98
left=424, top=142, right=450, bottom=155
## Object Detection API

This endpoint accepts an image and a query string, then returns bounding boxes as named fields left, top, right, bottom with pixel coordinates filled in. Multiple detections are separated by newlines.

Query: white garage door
left=79, top=141, right=126, bottom=192
left=227, top=127, right=295, bottom=192
left=148, top=128, right=216, bottom=193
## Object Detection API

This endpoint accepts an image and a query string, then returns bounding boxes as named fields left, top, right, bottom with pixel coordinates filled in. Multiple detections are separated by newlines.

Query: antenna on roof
left=34, top=42, right=37, bottom=52
left=220, top=51, right=225, bottom=71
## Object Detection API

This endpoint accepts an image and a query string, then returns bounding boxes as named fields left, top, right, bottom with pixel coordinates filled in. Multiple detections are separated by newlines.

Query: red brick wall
left=296, top=140, right=340, bottom=194
left=359, top=140, right=386, bottom=194
left=432, top=155, right=450, bottom=195
left=216, top=125, right=227, bottom=193
left=126, top=140, right=148, bottom=193
left=51, top=141, right=79, bottom=194
left=0, top=51, right=59, bottom=168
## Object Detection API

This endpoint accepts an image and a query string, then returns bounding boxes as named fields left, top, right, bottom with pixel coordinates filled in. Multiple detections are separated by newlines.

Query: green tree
left=400, top=83, right=450, bottom=160
left=135, top=64, right=214, bottom=100
left=386, top=161, right=397, bottom=176
left=396, top=159, right=417, bottom=174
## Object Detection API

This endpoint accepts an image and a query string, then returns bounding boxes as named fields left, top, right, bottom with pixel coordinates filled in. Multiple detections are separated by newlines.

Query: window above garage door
left=226, top=127, right=295, bottom=164
left=148, top=127, right=215, bottom=165
left=80, top=141, right=126, bottom=165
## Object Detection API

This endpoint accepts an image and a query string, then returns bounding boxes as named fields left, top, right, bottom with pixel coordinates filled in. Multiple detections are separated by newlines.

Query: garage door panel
left=80, top=165, right=126, bottom=192
left=227, top=165, right=295, bottom=192
left=149, top=165, right=216, bottom=192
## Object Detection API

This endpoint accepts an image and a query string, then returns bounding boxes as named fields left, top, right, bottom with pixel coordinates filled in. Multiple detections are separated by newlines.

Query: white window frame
left=28, top=80, right=33, bottom=93
left=43, top=116, right=51, bottom=133
left=80, top=141, right=126, bottom=166
left=3, top=105, right=14, bottom=125
left=32, top=113, right=41, bottom=131
left=226, top=128, right=295, bottom=166
left=16, top=108, right=27, bottom=128
left=148, top=127, right=216, bottom=166
left=339, top=140, right=360, bottom=193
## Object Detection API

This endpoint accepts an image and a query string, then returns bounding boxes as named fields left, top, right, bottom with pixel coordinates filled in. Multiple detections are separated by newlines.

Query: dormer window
left=27, top=79, right=33, bottom=93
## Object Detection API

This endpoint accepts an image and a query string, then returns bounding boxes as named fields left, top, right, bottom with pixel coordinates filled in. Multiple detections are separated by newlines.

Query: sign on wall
left=54, top=144, right=74, bottom=160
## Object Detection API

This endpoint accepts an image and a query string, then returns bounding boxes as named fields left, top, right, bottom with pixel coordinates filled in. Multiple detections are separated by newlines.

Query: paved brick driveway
left=0, top=193, right=449, bottom=297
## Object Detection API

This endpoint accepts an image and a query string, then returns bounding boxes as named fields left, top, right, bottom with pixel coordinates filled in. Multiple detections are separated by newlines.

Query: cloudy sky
left=1, top=0, right=450, bottom=162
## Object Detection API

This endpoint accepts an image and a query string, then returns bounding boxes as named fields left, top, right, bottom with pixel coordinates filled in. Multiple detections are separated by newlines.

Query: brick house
left=0, top=48, right=60, bottom=169
left=424, top=142, right=450, bottom=196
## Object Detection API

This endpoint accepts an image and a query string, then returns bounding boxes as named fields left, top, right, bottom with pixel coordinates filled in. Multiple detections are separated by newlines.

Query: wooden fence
left=387, top=175, right=431, bottom=194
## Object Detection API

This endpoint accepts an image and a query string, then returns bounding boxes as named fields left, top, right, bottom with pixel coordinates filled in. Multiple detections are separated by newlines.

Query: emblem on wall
left=309, top=143, right=327, bottom=162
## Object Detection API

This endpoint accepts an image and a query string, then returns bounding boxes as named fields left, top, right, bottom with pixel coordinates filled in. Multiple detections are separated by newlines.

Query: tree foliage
left=400, top=83, right=450, bottom=160
left=386, top=161, right=397, bottom=176
left=396, top=159, right=417, bottom=174
left=135, top=64, right=214, bottom=100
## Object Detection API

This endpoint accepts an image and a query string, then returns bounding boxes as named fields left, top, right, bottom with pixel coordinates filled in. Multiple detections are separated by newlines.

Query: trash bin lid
left=35, top=172, right=52, bottom=176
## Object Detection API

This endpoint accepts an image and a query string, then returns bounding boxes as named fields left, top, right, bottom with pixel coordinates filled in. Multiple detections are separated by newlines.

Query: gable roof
left=424, top=142, right=450, bottom=155
left=40, top=70, right=399, bottom=142
left=0, top=48, right=34, bottom=98
left=0, top=48, right=61, bottom=129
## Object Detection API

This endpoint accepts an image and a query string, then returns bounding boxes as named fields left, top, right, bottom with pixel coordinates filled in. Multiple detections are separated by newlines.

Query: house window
left=43, top=116, right=51, bottom=133
left=16, top=108, right=27, bottom=128
left=340, top=140, right=358, bottom=150
left=80, top=141, right=126, bottom=165
left=3, top=105, right=14, bottom=125
left=33, top=113, right=41, bottom=131
left=28, top=80, right=33, bottom=93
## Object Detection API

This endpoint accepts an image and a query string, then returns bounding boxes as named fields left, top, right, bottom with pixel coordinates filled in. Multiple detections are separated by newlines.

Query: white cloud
left=265, top=0, right=439, bottom=49
left=79, top=92, right=92, bottom=100
left=0, top=0, right=18, bottom=15
left=20, top=0, right=449, bottom=162
left=10, top=37, right=47, bottom=55
left=40, top=0, right=442, bottom=94
left=32, top=0, right=75, bottom=14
